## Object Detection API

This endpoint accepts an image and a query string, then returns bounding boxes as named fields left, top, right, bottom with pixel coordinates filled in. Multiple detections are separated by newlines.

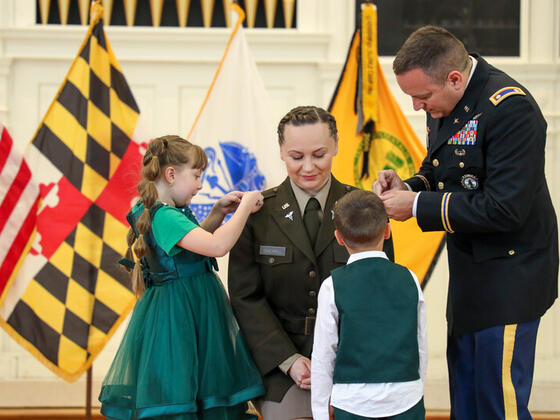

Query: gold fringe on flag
left=245, top=0, right=258, bottom=28
left=123, top=0, right=137, bottom=26
left=39, top=0, right=51, bottom=24
left=223, top=0, right=233, bottom=27
left=101, top=0, right=114, bottom=24
left=201, top=0, right=215, bottom=28
left=282, top=0, right=294, bottom=28
left=176, top=0, right=191, bottom=27
left=149, top=0, right=164, bottom=27
left=57, top=0, right=70, bottom=25
left=264, top=0, right=277, bottom=28
left=78, top=0, right=90, bottom=24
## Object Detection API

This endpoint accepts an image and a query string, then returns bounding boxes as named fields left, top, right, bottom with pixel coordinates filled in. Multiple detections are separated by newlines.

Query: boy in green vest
left=311, top=190, right=427, bottom=420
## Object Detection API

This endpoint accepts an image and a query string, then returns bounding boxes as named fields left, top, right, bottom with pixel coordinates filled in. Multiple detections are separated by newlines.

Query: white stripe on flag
left=0, top=179, right=38, bottom=264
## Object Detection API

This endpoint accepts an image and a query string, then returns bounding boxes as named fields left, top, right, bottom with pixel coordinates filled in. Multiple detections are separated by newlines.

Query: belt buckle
left=304, top=316, right=316, bottom=335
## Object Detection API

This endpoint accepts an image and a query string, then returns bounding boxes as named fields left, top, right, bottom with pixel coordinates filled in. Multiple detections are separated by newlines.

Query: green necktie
left=304, top=197, right=321, bottom=247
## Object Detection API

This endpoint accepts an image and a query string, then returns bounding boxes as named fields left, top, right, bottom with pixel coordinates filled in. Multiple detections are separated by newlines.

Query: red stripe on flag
left=0, top=196, right=39, bottom=295
left=0, top=162, right=32, bottom=233
left=0, top=126, right=13, bottom=173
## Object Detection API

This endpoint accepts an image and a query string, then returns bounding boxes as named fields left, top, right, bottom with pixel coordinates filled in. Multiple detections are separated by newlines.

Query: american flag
left=0, top=123, right=40, bottom=303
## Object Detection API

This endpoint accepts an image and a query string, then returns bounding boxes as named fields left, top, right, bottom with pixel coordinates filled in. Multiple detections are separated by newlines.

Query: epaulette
left=489, top=86, right=525, bottom=106
left=343, top=184, right=355, bottom=193
left=262, top=187, right=278, bottom=200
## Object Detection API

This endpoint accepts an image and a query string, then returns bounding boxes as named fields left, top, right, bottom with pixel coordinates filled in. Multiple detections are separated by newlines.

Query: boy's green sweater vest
left=331, top=257, right=420, bottom=383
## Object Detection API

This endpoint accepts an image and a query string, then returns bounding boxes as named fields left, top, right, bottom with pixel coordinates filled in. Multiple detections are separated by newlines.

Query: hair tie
left=162, top=139, right=168, bottom=149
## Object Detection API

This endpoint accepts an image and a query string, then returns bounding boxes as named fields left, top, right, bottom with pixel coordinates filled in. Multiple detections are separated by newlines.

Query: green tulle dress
left=99, top=202, right=264, bottom=420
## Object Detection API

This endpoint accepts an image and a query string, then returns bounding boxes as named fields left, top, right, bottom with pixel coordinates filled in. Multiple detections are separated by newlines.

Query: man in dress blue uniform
left=374, top=26, right=558, bottom=419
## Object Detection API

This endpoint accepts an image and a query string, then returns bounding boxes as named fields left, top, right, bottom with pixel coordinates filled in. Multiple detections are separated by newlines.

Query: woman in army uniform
left=228, top=106, right=393, bottom=420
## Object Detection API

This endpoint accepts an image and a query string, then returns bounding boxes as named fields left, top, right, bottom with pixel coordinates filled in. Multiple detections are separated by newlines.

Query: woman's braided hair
left=125, top=135, right=207, bottom=297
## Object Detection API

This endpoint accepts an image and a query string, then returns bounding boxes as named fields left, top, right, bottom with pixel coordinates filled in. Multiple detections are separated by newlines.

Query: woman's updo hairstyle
left=125, top=135, right=207, bottom=297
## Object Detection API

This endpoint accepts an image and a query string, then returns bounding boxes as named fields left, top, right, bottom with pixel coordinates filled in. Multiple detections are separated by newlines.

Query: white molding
left=0, top=27, right=331, bottom=64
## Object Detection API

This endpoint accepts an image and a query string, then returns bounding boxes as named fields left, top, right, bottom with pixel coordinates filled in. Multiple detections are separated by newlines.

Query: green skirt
left=99, top=271, right=264, bottom=420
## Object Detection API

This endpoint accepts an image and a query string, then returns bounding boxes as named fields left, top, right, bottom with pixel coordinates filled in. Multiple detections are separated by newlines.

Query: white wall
left=0, top=0, right=559, bottom=411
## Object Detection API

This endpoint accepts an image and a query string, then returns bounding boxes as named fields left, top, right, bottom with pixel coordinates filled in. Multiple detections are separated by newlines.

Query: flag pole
left=86, top=367, right=92, bottom=420
left=86, top=5, right=96, bottom=419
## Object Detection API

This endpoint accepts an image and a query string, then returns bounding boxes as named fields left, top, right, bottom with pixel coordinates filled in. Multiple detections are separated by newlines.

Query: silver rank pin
left=453, top=118, right=460, bottom=124
left=281, top=202, right=290, bottom=210
left=285, top=210, right=294, bottom=221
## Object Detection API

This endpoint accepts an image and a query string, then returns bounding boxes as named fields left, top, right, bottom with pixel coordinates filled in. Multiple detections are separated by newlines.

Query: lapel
left=428, top=54, right=490, bottom=156
left=270, top=178, right=317, bottom=264
left=315, top=177, right=347, bottom=257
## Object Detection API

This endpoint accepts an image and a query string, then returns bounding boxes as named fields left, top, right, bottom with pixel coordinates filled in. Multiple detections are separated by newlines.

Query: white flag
left=187, top=4, right=285, bottom=221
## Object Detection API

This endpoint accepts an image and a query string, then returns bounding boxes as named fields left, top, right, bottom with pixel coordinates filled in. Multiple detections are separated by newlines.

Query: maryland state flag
left=330, top=3, right=444, bottom=285
left=0, top=1, right=141, bottom=381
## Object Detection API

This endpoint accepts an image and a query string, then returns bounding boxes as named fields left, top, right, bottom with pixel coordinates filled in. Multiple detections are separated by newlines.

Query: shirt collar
left=290, top=175, right=332, bottom=216
left=347, top=250, right=388, bottom=264
left=466, top=55, right=477, bottom=88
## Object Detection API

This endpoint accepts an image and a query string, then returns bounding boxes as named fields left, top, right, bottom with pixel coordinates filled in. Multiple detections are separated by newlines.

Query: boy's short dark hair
left=334, top=190, right=387, bottom=250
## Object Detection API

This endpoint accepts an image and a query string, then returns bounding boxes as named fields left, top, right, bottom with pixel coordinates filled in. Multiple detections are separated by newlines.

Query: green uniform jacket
left=228, top=176, right=394, bottom=401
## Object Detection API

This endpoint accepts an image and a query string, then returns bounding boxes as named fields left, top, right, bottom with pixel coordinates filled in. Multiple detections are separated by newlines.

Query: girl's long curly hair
left=125, top=135, right=207, bottom=297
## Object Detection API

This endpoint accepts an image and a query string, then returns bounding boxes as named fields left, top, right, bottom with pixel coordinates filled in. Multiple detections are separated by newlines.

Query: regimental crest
left=191, top=141, right=266, bottom=220
left=448, top=120, right=478, bottom=145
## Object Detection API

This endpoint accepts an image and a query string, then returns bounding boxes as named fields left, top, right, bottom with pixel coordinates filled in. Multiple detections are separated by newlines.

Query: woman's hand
left=288, top=356, right=311, bottom=390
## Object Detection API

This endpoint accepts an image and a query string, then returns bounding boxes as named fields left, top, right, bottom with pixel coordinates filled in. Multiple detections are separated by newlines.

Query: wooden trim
left=426, top=411, right=560, bottom=420
left=0, top=408, right=102, bottom=419
left=0, top=409, right=558, bottom=420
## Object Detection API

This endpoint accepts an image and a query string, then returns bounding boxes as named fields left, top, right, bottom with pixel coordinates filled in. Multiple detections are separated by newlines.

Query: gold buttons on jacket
left=309, top=270, right=317, bottom=278
left=508, top=250, right=515, bottom=256
left=268, top=257, right=275, bottom=264
left=433, top=159, right=439, bottom=167
left=438, top=181, right=445, bottom=190
left=459, top=162, right=465, bottom=168
left=308, top=290, right=317, bottom=297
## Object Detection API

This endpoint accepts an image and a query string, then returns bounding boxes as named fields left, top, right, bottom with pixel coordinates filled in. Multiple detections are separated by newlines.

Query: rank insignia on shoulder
left=448, top=120, right=478, bottom=145
left=461, top=174, right=479, bottom=190
left=489, top=87, right=525, bottom=106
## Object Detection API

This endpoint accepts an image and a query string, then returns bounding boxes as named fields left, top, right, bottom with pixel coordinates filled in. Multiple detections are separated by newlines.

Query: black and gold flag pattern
left=0, top=1, right=142, bottom=381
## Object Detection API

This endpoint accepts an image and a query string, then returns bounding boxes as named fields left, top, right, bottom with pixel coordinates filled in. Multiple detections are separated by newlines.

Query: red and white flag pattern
left=0, top=123, right=40, bottom=304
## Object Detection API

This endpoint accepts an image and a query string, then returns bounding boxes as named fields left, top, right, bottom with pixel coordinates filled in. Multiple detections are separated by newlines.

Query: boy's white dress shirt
left=311, top=250, right=427, bottom=420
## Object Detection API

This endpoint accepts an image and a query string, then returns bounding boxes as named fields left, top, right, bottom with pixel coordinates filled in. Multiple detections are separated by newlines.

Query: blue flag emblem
left=191, top=142, right=266, bottom=221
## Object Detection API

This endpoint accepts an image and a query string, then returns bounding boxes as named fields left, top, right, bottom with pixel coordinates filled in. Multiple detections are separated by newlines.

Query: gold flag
left=330, top=4, right=444, bottom=285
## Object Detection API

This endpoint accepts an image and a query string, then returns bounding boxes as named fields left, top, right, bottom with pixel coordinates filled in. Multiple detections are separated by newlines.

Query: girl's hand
left=288, top=356, right=311, bottom=390
left=240, top=190, right=264, bottom=213
left=215, top=191, right=243, bottom=215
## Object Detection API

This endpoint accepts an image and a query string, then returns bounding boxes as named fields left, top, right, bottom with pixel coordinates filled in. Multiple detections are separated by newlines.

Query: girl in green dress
left=99, top=135, right=265, bottom=420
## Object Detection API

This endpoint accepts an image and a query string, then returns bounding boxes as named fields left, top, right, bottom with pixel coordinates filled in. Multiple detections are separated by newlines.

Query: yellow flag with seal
left=330, top=3, right=444, bottom=285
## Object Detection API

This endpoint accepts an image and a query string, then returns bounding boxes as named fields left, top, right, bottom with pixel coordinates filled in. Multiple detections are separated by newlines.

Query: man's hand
left=373, top=170, right=408, bottom=196
left=287, top=356, right=311, bottom=390
left=381, top=190, right=417, bottom=221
